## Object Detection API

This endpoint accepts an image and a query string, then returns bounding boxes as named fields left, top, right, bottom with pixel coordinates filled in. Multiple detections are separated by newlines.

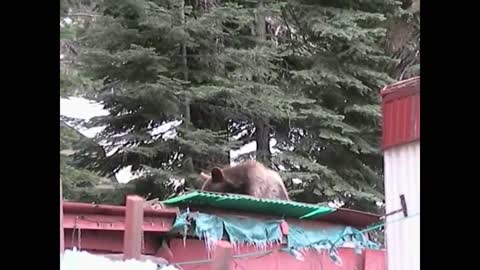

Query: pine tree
left=65, top=0, right=411, bottom=213
left=73, top=0, right=312, bottom=199
left=74, top=0, right=244, bottom=197
left=60, top=0, right=122, bottom=203
left=266, top=0, right=401, bottom=211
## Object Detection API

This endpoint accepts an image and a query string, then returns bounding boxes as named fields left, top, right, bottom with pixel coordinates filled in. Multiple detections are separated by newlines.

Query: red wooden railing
left=59, top=192, right=384, bottom=270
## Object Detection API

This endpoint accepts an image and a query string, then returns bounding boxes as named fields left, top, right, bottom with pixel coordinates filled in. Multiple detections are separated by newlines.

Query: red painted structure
left=59, top=78, right=417, bottom=269
left=60, top=181, right=64, bottom=254
left=381, top=76, right=420, bottom=149
left=211, top=241, right=233, bottom=270
left=61, top=201, right=386, bottom=269
left=63, top=201, right=177, bottom=254
left=381, top=77, right=421, bottom=270
left=364, top=249, right=387, bottom=270
left=123, top=196, right=144, bottom=260
left=168, top=239, right=386, bottom=270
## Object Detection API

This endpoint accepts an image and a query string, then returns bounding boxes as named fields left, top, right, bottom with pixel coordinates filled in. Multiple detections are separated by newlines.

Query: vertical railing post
left=212, top=241, right=233, bottom=270
left=123, top=195, right=144, bottom=260
left=60, top=179, right=64, bottom=254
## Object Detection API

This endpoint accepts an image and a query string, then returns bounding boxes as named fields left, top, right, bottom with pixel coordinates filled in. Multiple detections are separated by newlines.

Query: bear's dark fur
left=199, top=160, right=289, bottom=200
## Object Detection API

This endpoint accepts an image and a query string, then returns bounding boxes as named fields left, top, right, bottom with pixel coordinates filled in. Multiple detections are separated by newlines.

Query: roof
left=162, top=191, right=380, bottom=227
left=63, top=201, right=179, bottom=232
left=163, top=191, right=334, bottom=219
left=381, top=76, right=420, bottom=102
left=381, top=76, right=420, bottom=149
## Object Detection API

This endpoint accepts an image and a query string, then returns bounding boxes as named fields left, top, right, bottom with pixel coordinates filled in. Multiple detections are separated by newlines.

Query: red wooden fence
left=60, top=198, right=385, bottom=270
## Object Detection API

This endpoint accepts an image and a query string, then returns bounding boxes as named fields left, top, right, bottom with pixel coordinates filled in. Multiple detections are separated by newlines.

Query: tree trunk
left=179, top=0, right=194, bottom=173
left=189, top=0, right=230, bottom=173
left=255, top=0, right=266, bottom=43
left=385, top=0, right=420, bottom=80
left=255, top=120, right=271, bottom=166
left=254, top=0, right=271, bottom=167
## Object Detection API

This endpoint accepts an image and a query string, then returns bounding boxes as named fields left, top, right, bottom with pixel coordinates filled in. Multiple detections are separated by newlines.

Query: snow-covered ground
left=61, top=249, right=178, bottom=270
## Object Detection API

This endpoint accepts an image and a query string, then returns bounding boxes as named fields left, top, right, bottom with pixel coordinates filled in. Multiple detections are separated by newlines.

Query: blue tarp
left=171, top=211, right=380, bottom=263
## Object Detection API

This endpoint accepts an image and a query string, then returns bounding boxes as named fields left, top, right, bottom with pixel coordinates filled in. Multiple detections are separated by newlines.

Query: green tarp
left=163, top=191, right=335, bottom=219
left=165, top=191, right=380, bottom=265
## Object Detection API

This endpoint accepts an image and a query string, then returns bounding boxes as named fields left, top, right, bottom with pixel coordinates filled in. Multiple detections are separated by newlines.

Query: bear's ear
left=211, top=167, right=224, bottom=183
left=199, top=172, right=210, bottom=181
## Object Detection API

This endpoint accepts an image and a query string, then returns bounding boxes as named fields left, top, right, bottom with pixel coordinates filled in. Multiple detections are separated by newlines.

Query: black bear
left=199, top=160, right=290, bottom=200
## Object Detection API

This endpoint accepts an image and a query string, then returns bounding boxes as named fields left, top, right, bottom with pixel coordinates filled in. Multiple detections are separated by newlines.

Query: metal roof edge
left=381, top=76, right=420, bottom=101
left=162, top=191, right=336, bottom=211
left=163, top=191, right=381, bottom=227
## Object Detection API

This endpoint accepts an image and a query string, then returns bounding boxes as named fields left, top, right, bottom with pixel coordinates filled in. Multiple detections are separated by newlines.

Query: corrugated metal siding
left=162, top=191, right=335, bottom=219
left=384, top=142, right=420, bottom=270
left=381, top=77, right=420, bottom=149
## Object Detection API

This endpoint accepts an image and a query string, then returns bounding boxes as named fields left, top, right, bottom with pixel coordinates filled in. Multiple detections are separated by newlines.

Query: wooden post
left=212, top=241, right=233, bottom=270
left=123, top=195, right=144, bottom=260
left=60, top=179, right=64, bottom=254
